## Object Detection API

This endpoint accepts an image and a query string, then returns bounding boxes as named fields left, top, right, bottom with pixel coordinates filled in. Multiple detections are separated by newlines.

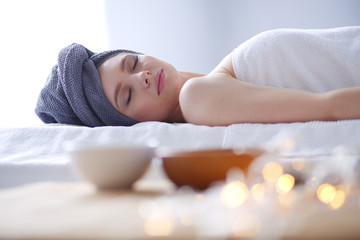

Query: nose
left=139, top=71, right=151, bottom=88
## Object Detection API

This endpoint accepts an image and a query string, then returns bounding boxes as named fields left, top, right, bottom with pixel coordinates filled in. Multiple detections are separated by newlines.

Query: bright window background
left=0, top=0, right=109, bottom=126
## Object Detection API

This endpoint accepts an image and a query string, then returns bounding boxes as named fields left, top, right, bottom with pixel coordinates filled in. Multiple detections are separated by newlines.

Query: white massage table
left=1, top=120, right=359, bottom=188
left=0, top=120, right=359, bottom=239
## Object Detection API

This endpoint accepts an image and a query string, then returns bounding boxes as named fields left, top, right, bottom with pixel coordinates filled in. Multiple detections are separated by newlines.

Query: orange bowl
left=161, top=148, right=263, bottom=190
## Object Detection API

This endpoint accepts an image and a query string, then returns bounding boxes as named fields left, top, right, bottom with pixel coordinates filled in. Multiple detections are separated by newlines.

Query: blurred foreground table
left=0, top=180, right=360, bottom=240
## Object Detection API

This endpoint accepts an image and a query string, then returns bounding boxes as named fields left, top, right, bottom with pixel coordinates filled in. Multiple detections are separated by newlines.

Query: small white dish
left=69, top=144, right=155, bottom=190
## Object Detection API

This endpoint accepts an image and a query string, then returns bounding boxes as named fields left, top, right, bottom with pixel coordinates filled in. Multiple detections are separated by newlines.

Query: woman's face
left=98, top=53, right=183, bottom=122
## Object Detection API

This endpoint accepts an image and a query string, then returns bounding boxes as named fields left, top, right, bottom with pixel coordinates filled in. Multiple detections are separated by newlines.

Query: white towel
left=232, top=26, right=360, bottom=92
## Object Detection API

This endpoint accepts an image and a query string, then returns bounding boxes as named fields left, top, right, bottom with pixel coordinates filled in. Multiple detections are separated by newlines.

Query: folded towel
left=35, top=43, right=140, bottom=127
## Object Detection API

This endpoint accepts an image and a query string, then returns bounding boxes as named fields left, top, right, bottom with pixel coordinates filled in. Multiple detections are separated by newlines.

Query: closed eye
left=132, top=55, right=138, bottom=71
left=126, top=88, right=132, bottom=105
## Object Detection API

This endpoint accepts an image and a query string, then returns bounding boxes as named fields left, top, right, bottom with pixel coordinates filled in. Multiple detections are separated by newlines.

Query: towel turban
left=35, top=43, right=141, bottom=127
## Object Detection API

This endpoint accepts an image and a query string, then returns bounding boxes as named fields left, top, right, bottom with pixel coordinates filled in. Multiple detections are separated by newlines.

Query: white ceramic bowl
left=69, top=144, right=155, bottom=190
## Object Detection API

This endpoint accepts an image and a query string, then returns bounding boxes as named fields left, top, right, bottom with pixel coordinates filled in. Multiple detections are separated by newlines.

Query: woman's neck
left=179, top=71, right=206, bottom=85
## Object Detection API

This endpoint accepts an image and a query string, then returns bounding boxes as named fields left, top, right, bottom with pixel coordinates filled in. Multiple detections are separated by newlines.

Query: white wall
left=1, top=0, right=359, bottom=126
left=105, top=0, right=360, bottom=73
left=0, top=0, right=109, bottom=126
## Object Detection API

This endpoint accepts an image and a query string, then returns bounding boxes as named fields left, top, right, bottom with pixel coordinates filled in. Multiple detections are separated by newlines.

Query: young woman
left=36, top=26, right=360, bottom=127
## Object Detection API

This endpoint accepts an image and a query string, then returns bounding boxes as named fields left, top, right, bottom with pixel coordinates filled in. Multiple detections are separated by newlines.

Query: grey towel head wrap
left=35, top=43, right=141, bottom=127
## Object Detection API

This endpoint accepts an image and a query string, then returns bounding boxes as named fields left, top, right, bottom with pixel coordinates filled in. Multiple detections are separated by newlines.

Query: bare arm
left=179, top=73, right=360, bottom=126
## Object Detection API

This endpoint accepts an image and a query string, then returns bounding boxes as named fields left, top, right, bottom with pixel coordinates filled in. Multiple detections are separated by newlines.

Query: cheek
left=130, top=82, right=179, bottom=122
left=131, top=99, right=164, bottom=121
left=136, top=107, right=155, bottom=120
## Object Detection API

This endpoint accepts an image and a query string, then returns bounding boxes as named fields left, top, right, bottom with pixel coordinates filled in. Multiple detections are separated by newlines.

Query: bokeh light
left=262, top=162, right=283, bottom=183
left=221, top=181, right=249, bottom=208
left=317, top=183, right=336, bottom=204
left=337, top=184, right=351, bottom=195
left=329, top=190, right=346, bottom=210
left=276, top=174, right=295, bottom=194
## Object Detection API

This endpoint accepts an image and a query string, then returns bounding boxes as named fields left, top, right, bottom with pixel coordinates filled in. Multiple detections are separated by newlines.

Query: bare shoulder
left=210, top=52, right=236, bottom=78
left=179, top=76, right=211, bottom=125
left=178, top=52, right=246, bottom=125
left=179, top=76, right=208, bottom=125
left=179, top=52, right=236, bottom=120
left=179, top=72, right=240, bottom=126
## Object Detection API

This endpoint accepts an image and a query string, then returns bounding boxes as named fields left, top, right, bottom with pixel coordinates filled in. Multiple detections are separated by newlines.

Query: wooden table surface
left=0, top=180, right=360, bottom=240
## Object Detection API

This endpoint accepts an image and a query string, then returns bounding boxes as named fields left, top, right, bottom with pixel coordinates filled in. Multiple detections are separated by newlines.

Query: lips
left=155, top=69, right=165, bottom=96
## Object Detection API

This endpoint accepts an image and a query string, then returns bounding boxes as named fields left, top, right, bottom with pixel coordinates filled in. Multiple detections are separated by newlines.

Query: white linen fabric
left=1, top=120, right=360, bottom=189
left=232, top=26, right=360, bottom=92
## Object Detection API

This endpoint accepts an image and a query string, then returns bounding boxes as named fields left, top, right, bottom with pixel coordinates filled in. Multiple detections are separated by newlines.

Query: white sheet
left=1, top=120, right=360, bottom=189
